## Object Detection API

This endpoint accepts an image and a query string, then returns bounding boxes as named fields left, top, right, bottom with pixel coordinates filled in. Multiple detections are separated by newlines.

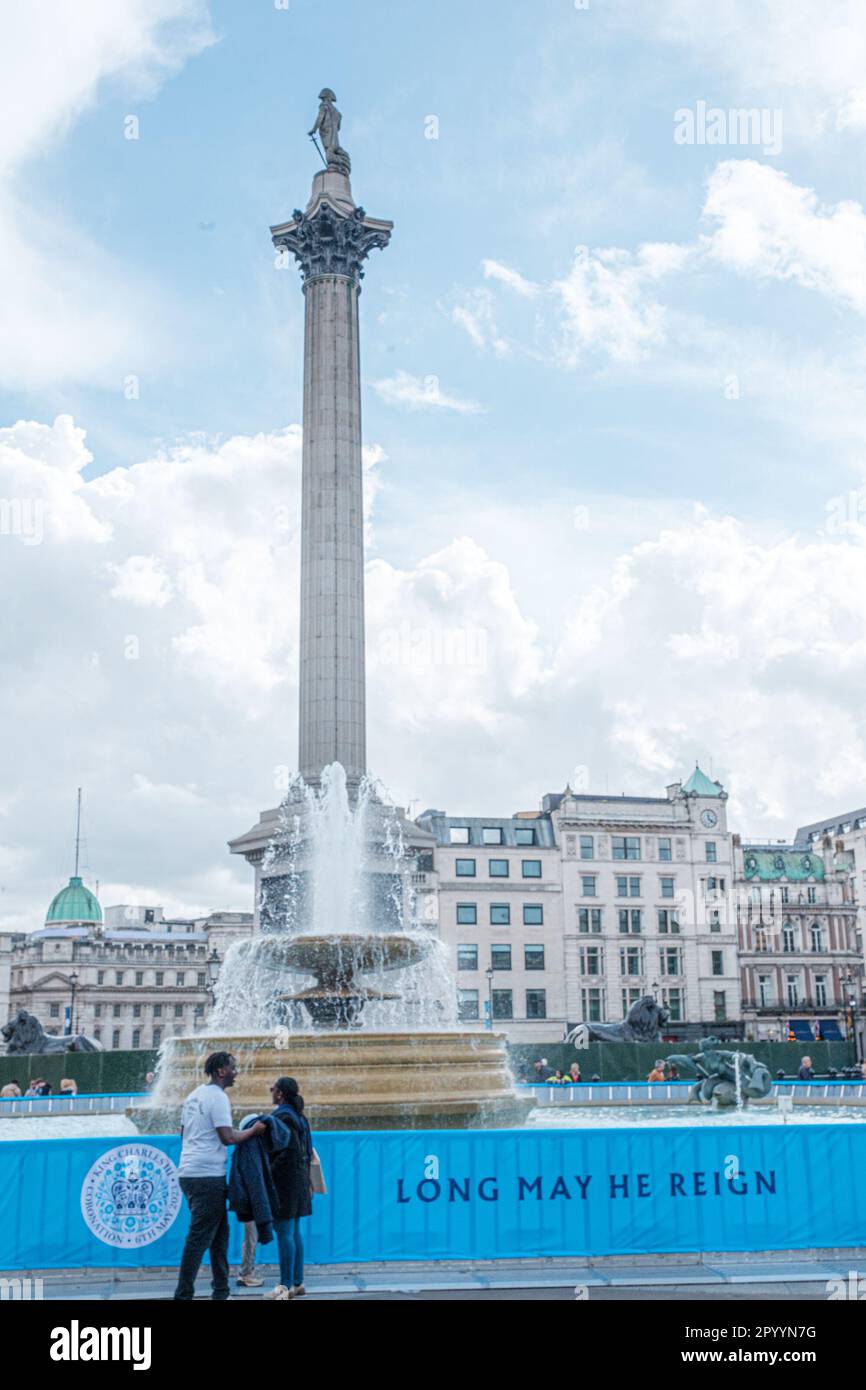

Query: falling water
left=733, top=1051, right=744, bottom=1109
left=209, top=763, right=456, bottom=1035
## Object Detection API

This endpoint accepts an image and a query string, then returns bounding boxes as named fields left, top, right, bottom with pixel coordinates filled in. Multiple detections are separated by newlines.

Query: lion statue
left=565, top=995, right=670, bottom=1046
left=1, top=1008, right=101, bottom=1055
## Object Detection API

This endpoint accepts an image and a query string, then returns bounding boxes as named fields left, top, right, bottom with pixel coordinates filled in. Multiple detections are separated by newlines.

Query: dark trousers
left=174, top=1176, right=230, bottom=1300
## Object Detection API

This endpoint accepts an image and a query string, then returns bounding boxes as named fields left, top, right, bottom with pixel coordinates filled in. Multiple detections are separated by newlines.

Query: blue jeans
left=274, top=1217, right=304, bottom=1287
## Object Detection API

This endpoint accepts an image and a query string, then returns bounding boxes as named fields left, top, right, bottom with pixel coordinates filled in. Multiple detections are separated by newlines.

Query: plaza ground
left=9, top=1255, right=862, bottom=1301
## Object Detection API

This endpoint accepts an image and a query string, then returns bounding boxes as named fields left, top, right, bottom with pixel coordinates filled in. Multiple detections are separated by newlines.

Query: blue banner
left=1, top=1123, right=864, bottom=1270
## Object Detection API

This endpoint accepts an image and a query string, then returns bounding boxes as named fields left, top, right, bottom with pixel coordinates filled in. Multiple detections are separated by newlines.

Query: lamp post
left=205, top=948, right=222, bottom=1007
left=485, top=967, right=494, bottom=1031
left=67, top=971, right=79, bottom=1036
left=844, top=971, right=860, bottom=1065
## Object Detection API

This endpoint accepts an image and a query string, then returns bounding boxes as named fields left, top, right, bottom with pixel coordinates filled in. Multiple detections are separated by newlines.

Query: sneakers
left=263, top=1284, right=291, bottom=1300
left=237, top=1274, right=265, bottom=1287
left=293, top=1284, right=306, bottom=1297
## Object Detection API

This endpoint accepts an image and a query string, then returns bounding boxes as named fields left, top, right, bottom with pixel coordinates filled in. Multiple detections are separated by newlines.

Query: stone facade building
left=0, top=876, right=252, bottom=1051
left=734, top=838, right=861, bottom=1043
left=417, top=765, right=742, bottom=1043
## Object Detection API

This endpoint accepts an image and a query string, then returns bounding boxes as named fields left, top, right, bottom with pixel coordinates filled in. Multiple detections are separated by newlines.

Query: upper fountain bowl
left=254, top=932, right=430, bottom=978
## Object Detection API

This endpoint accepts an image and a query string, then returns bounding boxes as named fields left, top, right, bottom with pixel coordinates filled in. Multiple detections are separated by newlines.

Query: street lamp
left=843, top=971, right=860, bottom=1065
left=67, top=971, right=79, bottom=1036
left=485, top=967, right=494, bottom=1031
left=205, top=948, right=222, bottom=1006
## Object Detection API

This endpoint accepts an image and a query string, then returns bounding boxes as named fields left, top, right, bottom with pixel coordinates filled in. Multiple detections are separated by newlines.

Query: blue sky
left=4, top=0, right=866, bottom=922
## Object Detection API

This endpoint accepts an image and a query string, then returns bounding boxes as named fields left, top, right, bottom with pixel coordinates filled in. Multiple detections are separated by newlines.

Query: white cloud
left=482, top=260, right=540, bottom=298
left=702, top=160, right=866, bottom=314
left=373, top=369, right=484, bottom=415
left=449, top=289, right=512, bottom=357
left=0, top=1, right=214, bottom=391
left=552, top=241, right=690, bottom=365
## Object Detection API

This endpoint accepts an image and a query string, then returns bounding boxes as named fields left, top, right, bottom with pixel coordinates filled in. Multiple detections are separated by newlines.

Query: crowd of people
left=174, top=1050, right=324, bottom=1301
left=0, top=1076, right=79, bottom=1098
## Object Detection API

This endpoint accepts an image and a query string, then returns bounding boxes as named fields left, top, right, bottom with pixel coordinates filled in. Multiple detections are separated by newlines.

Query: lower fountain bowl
left=133, top=1029, right=533, bottom=1131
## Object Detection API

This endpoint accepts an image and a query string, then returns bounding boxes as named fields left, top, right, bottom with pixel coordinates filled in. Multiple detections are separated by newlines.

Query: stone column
left=272, top=170, right=392, bottom=786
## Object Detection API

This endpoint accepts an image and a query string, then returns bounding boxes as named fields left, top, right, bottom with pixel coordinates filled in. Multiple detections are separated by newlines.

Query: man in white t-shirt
left=173, top=1051, right=265, bottom=1301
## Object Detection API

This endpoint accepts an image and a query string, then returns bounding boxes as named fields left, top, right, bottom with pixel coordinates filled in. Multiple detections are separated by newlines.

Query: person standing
left=173, top=1051, right=265, bottom=1302
left=0, top=1080, right=21, bottom=1098
left=797, top=1055, right=814, bottom=1081
left=264, top=1077, right=313, bottom=1301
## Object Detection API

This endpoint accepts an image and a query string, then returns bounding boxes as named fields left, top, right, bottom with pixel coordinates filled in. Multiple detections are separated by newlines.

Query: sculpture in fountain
left=666, top=1039, right=773, bottom=1107
left=136, top=94, right=531, bottom=1133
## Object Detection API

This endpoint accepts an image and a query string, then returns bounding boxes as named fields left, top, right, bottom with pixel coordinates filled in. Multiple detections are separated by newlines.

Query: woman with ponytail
left=263, top=1076, right=313, bottom=1300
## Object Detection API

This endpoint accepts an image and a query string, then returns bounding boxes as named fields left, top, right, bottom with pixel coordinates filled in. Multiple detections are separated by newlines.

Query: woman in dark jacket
left=263, top=1076, right=313, bottom=1300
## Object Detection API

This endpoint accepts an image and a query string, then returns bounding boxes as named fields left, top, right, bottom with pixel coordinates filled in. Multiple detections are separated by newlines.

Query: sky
left=4, top=0, right=866, bottom=927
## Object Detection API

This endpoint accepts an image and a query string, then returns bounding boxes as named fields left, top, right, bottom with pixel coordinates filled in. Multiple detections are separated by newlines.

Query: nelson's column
left=229, top=91, right=436, bottom=920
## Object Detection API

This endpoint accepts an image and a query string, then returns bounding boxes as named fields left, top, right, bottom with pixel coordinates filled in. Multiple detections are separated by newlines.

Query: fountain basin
left=134, top=1029, right=533, bottom=1132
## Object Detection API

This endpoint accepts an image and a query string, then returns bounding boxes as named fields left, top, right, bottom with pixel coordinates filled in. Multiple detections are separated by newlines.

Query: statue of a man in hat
left=309, top=88, right=351, bottom=175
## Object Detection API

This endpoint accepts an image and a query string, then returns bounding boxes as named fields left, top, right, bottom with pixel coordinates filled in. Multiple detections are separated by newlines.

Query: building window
left=112, top=1030, right=121, bottom=1048
left=491, top=944, right=512, bottom=971
left=660, top=947, right=681, bottom=976
left=174, top=1004, right=183, bottom=1018
left=709, top=909, right=721, bottom=932
left=780, top=886, right=789, bottom=905
left=657, top=909, right=680, bottom=934
left=579, top=907, right=602, bottom=933
left=658, top=837, right=672, bottom=862
left=523, top=904, right=543, bottom=926
left=491, top=990, right=513, bottom=1020
left=135, top=971, right=144, bottom=986
left=814, top=974, right=828, bottom=1007
left=449, top=827, right=470, bottom=845
left=133, top=1004, right=142, bottom=1019
left=758, top=974, right=774, bottom=1008
left=581, top=987, right=603, bottom=1022
left=619, top=946, right=643, bottom=977
left=581, top=874, right=597, bottom=896
left=810, top=924, right=824, bottom=953
left=457, top=945, right=478, bottom=972
left=711, top=949, right=724, bottom=976
left=514, top=827, right=536, bottom=846
left=489, top=859, right=509, bottom=878
left=621, top=987, right=642, bottom=1014
left=579, top=835, right=594, bottom=860
left=705, top=841, right=717, bottom=862
left=132, top=1030, right=141, bottom=1049
left=526, top=989, right=547, bottom=1019
left=580, top=947, right=601, bottom=976
left=786, top=974, right=800, bottom=1007
left=457, top=989, right=479, bottom=1021
left=618, top=908, right=642, bottom=934
left=713, top=991, right=726, bottom=1022
left=806, top=886, right=817, bottom=904
left=615, top=876, right=641, bottom=898
left=456, top=904, right=477, bottom=925
left=97, top=970, right=104, bottom=985
left=455, top=859, right=476, bottom=877
left=662, top=987, right=683, bottom=1022
left=112, top=1004, right=121, bottom=1018
left=153, top=1004, right=162, bottom=1019
left=94, top=1004, right=102, bottom=1018
left=660, top=876, right=675, bottom=899
left=782, top=923, right=797, bottom=953
left=521, top=859, right=542, bottom=878
left=197, top=972, right=206, bottom=987
left=490, top=904, right=510, bottom=926
left=612, top=836, right=640, bottom=861
left=524, top=944, right=545, bottom=971
left=49, top=1002, right=60, bottom=1018
left=153, top=1028, right=162, bottom=1047
left=115, top=972, right=123, bottom=986
left=144, top=909, right=155, bottom=924
left=155, top=971, right=164, bottom=986
left=176, top=973, right=186, bottom=987
left=482, top=827, right=503, bottom=845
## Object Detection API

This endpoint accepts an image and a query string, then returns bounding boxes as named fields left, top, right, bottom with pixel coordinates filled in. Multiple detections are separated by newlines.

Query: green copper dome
left=682, top=764, right=724, bottom=797
left=45, top=875, right=102, bottom=925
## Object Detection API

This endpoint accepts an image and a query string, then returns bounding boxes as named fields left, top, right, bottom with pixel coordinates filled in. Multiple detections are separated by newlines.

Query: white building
left=417, top=765, right=741, bottom=1043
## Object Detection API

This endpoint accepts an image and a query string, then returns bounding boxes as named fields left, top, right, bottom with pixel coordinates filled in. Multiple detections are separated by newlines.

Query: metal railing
left=518, top=1080, right=866, bottom=1105
left=0, top=1092, right=145, bottom=1117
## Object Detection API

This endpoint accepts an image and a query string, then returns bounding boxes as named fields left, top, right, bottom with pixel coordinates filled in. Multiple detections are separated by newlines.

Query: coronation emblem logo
left=80, top=1143, right=181, bottom=1248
